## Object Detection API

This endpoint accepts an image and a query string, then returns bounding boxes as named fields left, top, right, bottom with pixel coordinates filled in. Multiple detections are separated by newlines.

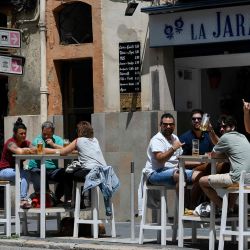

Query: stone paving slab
left=0, top=221, right=243, bottom=250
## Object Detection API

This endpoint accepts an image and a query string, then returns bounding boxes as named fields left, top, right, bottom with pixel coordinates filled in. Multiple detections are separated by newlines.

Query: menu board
left=119, top=42, right=141, bottom=93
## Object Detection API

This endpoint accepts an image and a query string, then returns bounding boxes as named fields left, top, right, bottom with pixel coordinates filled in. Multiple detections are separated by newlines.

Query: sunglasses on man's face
left=192, top=117, right=202, bottom=122
left=161, top=123, right=175, bottom=127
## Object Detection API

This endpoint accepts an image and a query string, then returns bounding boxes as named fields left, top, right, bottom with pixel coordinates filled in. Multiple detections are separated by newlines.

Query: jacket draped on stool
left=83, top=165, right=120, bottom=198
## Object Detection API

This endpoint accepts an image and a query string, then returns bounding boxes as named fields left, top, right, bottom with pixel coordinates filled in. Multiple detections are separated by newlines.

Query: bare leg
left=189, top=170, right=204, bottom=209
left=174, top=170, right=203, bottom=209
left=199, top=176, right=222, bottom=208
left=228, top=193, right=238, bottom=210
left=173, top=171, right=179, bottom=195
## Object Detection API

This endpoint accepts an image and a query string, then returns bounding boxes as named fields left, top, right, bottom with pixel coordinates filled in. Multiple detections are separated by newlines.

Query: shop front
left=142, top=1, right=250, bottom=137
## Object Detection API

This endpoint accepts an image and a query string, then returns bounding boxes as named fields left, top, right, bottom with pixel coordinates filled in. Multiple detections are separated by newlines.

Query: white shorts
left=208, top=173, right=234, bottom=189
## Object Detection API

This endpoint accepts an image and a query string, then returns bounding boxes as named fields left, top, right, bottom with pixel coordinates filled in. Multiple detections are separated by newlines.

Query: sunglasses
left=161, top=123, right=175, bottom=127
left=192, top=117, right=202, bottom=121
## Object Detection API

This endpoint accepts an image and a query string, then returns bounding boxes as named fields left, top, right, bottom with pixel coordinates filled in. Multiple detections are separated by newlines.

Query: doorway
left=60, top=59, right=93, bottom=141
left=175, top=53, right=250, bottom=138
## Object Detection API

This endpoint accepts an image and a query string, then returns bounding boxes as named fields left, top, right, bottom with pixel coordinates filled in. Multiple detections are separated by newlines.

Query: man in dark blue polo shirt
left=179, top=109, right=214, bottom=156
left=179, top=109, right=229, bottom=209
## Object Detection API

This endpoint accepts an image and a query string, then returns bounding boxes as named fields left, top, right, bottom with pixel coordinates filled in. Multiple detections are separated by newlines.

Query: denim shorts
left=148, top=168, right=193, bottom=186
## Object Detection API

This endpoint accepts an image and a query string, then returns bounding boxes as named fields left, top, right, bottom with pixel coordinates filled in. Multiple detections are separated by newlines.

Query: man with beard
left=29, top=121, right=72, bottom=205
left=179, top=109, right=229, bottom=208
left=199, top=115, right=250, bottom=213
left=143, top=113, right=200, bottom=189
left=179, top=109, right=214, bottom=157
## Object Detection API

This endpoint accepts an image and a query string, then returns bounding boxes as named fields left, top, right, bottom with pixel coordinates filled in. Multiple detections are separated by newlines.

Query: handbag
left=65, top=160, right=82, bottom=173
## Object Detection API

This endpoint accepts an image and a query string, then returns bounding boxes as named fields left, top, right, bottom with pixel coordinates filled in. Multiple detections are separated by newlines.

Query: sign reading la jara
left=149, top=5, right=250, bottom=47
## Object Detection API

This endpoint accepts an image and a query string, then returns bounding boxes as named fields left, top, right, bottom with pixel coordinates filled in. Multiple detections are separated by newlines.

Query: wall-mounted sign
left=0, top=55, right=25, bottom=75
left=149, top=5, right=250, bottom=47
left=119, top=42, right=141, bottom=93
left=0, top=28, right=21, bottom=48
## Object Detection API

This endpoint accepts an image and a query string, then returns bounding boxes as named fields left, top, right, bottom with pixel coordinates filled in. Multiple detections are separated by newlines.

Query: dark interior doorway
left=60, top=59, right=93, bottom=141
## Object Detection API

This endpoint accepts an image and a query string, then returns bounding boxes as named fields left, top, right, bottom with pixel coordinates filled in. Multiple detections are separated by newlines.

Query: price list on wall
left=119, top=42, right=141, bottom=93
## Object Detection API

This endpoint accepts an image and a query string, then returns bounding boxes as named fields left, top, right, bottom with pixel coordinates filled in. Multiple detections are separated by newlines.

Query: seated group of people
left=3, top=101, right=250, bottom=216
left=0, top=118, right=114, bottom=211
left=142, top=104, right=250, bottom=215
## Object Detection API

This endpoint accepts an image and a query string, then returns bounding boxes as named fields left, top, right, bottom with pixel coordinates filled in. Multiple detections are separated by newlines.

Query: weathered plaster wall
left=8, top=18, right=40, bottom=115
left=102, top=1, right=149, bottom=112
left=102, top=1, right=175, bottom=112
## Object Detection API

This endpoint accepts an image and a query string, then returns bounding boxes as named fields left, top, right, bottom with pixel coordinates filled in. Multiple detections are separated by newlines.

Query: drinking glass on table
left=37, top=140, right=43, bottom=154
left=192, top=139, right=199, bottom=156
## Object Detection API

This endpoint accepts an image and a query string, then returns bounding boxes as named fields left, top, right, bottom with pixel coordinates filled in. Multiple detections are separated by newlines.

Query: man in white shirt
left=144, top=113, right=201, bottom=189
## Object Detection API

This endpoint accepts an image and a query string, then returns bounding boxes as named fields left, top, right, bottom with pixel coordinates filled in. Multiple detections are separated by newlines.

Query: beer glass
left=192, top=139, right=199, bottom=156
left=63, top=139, right=70, bottom=147
left=200, top=113, right=210, bottom=131
left=37, top=140, right=43, bottom=155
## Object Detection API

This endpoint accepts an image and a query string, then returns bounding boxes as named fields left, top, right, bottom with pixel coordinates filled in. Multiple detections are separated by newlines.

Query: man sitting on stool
left=199, top=115, right=250, bottom=214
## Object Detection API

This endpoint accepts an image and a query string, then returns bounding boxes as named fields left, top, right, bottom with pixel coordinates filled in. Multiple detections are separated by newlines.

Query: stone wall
left=92, top=110, right=177, bottom=220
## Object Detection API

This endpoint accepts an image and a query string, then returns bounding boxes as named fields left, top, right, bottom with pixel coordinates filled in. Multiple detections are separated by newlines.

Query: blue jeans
left=149, top=167, right=193, bottom=186
left=0, top=168, right=30, bottom=200
left=30, top=167, right=72, bottom=201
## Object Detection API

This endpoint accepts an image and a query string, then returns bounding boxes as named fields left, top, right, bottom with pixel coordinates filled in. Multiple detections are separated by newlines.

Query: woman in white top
left=58, top=121, right=106, bottom=181
left=54, top=121, right=107, bottom=209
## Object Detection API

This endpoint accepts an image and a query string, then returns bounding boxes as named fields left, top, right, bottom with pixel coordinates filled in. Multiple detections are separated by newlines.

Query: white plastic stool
left=218, top=170, right=250, bottom=250
left=139, top=182, right=178, bottom=245
left=21, top=210, right=62, bottom=235
left=0, top=180, right=12, bottom=237
left=73, top=183, right=116, bottom=238
left=21, top=181, right=63, bottom=235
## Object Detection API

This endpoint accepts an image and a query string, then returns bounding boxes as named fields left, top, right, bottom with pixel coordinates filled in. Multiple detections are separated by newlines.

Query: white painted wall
left=102, top=1, right=173, bottom=112
left=102, top=0, right=148, bottom=111
left=175, top=67, right=201, bottom=112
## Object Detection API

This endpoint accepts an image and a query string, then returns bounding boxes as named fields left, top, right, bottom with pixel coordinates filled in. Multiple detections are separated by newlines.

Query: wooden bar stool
left=218, top=170, right=250, bottom=250
left=139, top=182, right=178, bottom=245
left=73, top=182, right=116, bottom=238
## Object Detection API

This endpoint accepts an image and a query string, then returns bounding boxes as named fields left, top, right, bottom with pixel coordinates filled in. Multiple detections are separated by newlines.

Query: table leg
left=209, top=159, right=216, bottom=250
left=209, top=202, right=216, bottom=250
left=40, top=158, right=46, bottom=238
left=178, top=159, right=185, bottom=247
left=15, top=159, right=21, bottom=236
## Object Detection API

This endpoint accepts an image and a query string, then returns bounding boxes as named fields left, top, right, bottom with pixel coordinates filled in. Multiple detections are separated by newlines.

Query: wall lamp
left=125, top=0, right=139, bottom=16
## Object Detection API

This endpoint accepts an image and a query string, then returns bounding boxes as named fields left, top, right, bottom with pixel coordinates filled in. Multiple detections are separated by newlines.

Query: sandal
left=20, top=199, right=32, bottom=209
